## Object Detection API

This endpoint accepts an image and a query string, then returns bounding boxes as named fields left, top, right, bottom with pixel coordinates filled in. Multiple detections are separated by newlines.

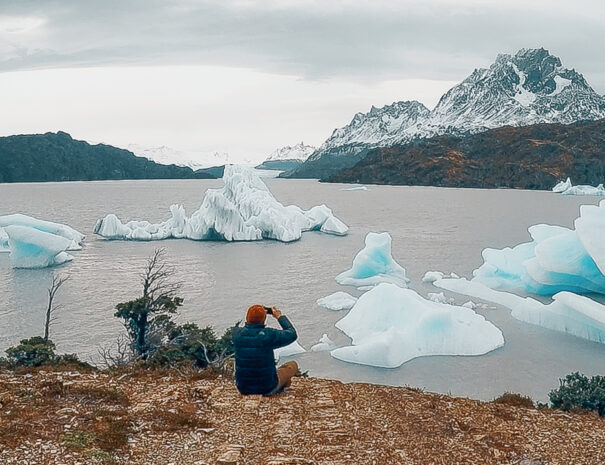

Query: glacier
left=330, top=283, right=504, bottom=368
left=94, top=165, right=348, bottom=243
left=471, top=201, right=605, bottom=295
left=0, top=214, right=85, bottom=268
left=316, top=292, right=357, bottom=311
left=336, top=232, right=409, bottom=289
left=435, top=278, right=605, bottom=344
left=552, top=178, right=605, bottom=196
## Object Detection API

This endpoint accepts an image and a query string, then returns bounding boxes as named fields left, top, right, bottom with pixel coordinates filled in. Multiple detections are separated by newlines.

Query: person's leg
left=276, top=361, right=298, bottom=390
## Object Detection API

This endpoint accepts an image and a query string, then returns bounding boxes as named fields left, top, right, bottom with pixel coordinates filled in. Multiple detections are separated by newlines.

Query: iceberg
left=422, top=271, right=444, bottom=283
left=316, top=291, right=358, bottom=311
left=330, top=283, right=504, bottom=368
left=435, top=278, right=605, bottom=344
left=552, top=178, right=605, bottom=196
left=274, top=341, right=306, bottom=361
left=472, top=202, right=605, bottom=295
left=336, top=232, right=409, bottom=289
left=310, top=334, right=337, bottom=352
left=341, top=186, right=368, bottom=191
left=94, top=165, right=348, bottom=243
left=0, top=213, right=84, bottom=250
left=3, top=225, right=74, bottom=268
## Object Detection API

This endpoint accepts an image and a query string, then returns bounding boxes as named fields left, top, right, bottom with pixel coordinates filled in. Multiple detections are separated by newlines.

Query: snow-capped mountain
left=127, top=144, right=244, bottom=170
left=256, top=142, right=316, bottom=170
left=265, top=142, right=316, bottom=162
left=300, top=48, right=605, bottom=172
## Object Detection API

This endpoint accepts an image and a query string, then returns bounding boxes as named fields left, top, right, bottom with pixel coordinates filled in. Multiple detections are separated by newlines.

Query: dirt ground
left=1, top=369, right=604, bottom=465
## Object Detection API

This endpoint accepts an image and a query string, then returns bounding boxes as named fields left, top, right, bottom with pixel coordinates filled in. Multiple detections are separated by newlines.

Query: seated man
left=232, top=305, right=299, bottom=396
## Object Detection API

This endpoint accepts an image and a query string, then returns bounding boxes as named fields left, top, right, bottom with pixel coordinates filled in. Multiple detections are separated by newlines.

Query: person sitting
left=232, top=305, right=299, bottom=396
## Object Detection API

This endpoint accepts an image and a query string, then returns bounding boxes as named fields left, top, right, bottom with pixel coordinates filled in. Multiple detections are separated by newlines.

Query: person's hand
left=271, top=307, right=282, bottom=319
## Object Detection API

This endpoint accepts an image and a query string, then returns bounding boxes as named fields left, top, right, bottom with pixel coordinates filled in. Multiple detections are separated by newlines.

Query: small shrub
left=492, top=392, right=534, bottom=408
left=549, top=372, right=605, bottom=416
left=6, top=337, right=57, bottom=367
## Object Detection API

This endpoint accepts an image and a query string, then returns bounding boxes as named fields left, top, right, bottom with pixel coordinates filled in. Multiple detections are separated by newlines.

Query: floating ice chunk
left=330, top=283, right=504, bottom=368
left=336, top=232, right=409, bottom=289
left=310, top=334, right=337, bottom=352
left=274, top=341, right=306, bottom=361
left=427, top=292, right=454, bottom=304
left=316, top=292, right=357, bottom=311
left=4, top=225, right=74, bottom=268
left=341, top=186, right=368, bottom=191
left=0, top=227, right=8, bottom=252
left=552, top=178, right=605, bottom=196
left=0, top=213, right=84, bottom=249
left=472, top=208, right=605, bottom=295
left=435, top=278, right=605, bottom=344
left=95, top=165, right=348, bottom=243
left=422, top=271, right=444, bottom=283
left=462, top=301, right=477, bottom=309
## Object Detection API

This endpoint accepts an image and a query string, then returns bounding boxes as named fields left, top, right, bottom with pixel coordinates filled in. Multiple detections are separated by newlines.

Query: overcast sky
left=1, top=0, right=604, bottom=161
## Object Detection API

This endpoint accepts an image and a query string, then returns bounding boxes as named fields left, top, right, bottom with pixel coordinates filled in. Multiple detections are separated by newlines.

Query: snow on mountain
left=305, top=48, right=605, bottom=164
left=265, top=142, right=316, bottom=162
left=127, top=144, right=245, bottom=170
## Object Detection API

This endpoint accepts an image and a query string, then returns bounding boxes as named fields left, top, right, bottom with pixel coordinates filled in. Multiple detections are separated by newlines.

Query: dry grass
left=492, top=392, right=535, bottom=409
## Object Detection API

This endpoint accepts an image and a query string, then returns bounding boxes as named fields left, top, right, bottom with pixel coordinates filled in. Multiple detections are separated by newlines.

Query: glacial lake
left=1, top=178, right=605, bottom=402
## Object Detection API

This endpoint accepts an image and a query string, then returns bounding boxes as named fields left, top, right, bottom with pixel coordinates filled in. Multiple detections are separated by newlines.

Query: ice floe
left=316, top=292, right=358, bottom=311
left=94, top=165, right=348, bottom=243
left=552, top=178, right=605, bottom=196
left=435, top=278, right=605, bottom=344
left=0, top=214, right=85, bottom=268
left=310, top=334, right=337, bottom=352
left=472, top=201, right=605, bottom=295
left=336, top=232, right=409, bottom=289
left=330, top=283, right=504, bottom=368
left=274, top=341, right=306, bottom=360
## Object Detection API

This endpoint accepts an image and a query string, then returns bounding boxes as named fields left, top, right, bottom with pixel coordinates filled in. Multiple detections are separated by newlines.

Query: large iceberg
left=472, top=200, right=605, bottom=295
left=94, top=165, right=348, bottom=243
left=330, top=283, right=504, bottom=368
left=336, top=232, right=409, bottom=289
left=3, top=225, right=74, bottom=268
left=435, top=278, right=605, bottom=344
left=0, top=214, right=84, bottom=268
left=552, top=178, right=605, bottom=196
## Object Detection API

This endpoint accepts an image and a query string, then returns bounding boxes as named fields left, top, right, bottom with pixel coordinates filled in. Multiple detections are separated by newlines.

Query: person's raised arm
left=269, top=306, right=297, bottom=348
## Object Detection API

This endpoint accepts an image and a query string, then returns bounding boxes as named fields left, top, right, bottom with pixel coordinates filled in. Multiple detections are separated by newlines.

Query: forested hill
left=0, top=132, right=215, bottom=182
left=328, top=119, right=605, bottom=189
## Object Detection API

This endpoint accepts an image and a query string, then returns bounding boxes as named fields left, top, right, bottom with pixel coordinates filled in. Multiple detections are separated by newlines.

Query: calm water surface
left=1, top=179, right=604, bottom=401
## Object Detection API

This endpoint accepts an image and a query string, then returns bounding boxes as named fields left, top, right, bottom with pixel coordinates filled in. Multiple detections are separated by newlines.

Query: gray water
left=1, top=179, right=605, bottom=402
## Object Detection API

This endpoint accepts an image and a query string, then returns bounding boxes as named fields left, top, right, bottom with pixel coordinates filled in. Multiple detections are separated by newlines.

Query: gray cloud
left=1, top=0, right=605, bottom=92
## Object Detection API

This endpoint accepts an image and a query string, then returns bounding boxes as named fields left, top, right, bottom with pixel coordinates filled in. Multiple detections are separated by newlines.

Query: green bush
left=549, top=372, right=605, bottom=416
left=147, top=322, right=238, bottom=369
left=5, top=337, right=57, bottom=367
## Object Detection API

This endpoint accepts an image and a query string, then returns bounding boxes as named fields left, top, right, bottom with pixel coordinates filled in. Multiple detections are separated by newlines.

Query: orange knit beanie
left=246, top=305, right=267, bottom=324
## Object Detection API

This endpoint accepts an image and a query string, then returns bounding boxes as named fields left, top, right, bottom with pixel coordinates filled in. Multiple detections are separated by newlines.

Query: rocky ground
left=1, top=368, right=604, bottom=465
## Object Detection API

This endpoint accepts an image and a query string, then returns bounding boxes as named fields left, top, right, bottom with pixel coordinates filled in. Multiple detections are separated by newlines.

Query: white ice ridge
left=94, top=165, right=348, bottom=243
left=274, top=341, right=306, bottom=361
left=0, top=214, right=85, bottom=268
left=435, top=278, right=605, bottom=344
left=473, top=201, right=605, bottom=295
left=341, top=186, right=368, bottom=191
left=316, top=291, right=358, bottom=311
left=336, top=232, right=409, bottom=289
left=330, top=283, right=504, bottom=368
left=310, top=334, right=337, bottom=352
left=552, top=178, right=605, bottom=196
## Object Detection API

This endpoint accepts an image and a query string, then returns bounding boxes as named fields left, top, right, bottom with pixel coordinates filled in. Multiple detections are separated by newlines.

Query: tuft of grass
left=68, top=385, right=129, bottom=406
left=492, top=392, right=535, bottom=409
left=149, top=402, right=211, bottom=432
left=83, top=449, right=117, bottom=464
left=62, top=429, right=96, bottom=450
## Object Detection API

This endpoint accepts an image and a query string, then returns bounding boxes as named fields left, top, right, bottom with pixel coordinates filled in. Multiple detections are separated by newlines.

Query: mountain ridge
left=285, top=48, right=605, bottom=179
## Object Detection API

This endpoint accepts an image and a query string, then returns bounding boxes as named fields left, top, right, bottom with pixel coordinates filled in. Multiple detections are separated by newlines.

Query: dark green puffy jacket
left=232, top=316, right=297, bottom=395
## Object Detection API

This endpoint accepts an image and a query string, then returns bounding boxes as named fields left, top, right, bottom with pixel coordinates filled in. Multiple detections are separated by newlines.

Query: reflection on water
left=1, top=179, right=605, bottom=401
